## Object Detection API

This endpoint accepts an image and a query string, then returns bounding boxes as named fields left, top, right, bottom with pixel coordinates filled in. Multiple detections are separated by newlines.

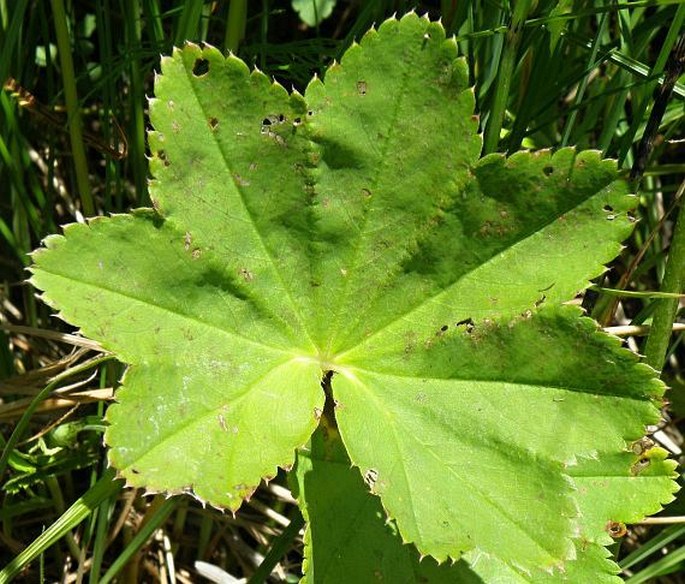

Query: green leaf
left=292, top=424, right=484, bottom=583
left=34, top=214, right=324, bottom=506
left=332, top=306, right=667, bottom=567
left=465, top=542, right=623, bottom=584
left=30, top=13, right=677, bottom=577
left=570, top=447, right=679, bottom=546
left=292, top=0, right=336, bottom=27
left=547, top=0, right=575, bottom=52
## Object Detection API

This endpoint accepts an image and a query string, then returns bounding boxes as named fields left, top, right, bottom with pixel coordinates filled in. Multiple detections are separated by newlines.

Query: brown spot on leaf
left=239, top=268, right=254, bottom=282
left=357, top=80, right=367, bottom=95
left=606, top=521, right=627, bottom=538
left=630, top=457, right=651, bottom=475
left=208, top=116, right=219, bottom=130
left=233, top=173, right=250, bottom=187
left=630, top=437, right=655, bottom=456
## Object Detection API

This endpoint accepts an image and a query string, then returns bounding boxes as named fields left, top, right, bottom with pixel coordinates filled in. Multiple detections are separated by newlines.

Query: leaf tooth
left=160, top=53, right=176, bottom=69
left=181, top=40, right=199, bottom=51
left=198, top=43, right=224, bottom=62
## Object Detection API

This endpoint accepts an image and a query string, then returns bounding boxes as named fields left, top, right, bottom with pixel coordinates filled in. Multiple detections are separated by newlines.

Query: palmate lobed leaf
left=30, top=13, right=677, bottom=577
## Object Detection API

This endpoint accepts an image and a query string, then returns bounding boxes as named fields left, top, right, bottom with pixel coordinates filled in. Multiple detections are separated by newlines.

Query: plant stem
left=0, top=469, right=123, bottom=584
left=50, top=0, right=95, bottom=217
left=99, top=497, right=178, bottom=584
left=482, top=1, right=532, bottom=154
left=124, top=0, right=148, bottom=206
left=560, top=11, right=608, bottom=147
left=644, top=179, right=685, bottom=371
left=617, top=3, right=685, bottom=167
left=225, top=0, right=247, bottom=53
left=0, top=354, right=115, bottom=481
left=248, top=510, right=305, bottom=584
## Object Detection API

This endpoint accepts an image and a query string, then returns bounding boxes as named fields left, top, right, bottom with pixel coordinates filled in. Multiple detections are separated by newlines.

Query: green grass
left=0, top=0, right=684, bottom=581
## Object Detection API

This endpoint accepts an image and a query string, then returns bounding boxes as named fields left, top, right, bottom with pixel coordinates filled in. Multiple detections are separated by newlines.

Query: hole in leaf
left=543, top=166, right=554, bottom=176
left=605, top=521, right=627, bottom=538
left=534, top=295, right=546, bottom=308
left=630, top=457, right=651, bottom=475
left=293, top=117, right=302, bottom=126
left=456, top=317, right=475, bottom=332
left=208, top=117, right=219, bottom=130
left=192, top=58, right=210, bottom=76
left=603, top=204, right=614, bottom=212
left=440, top=324, right=448, bottom=332
left=157, top=150, right=170, bottom=167
left=262, top=114, right=285, bottom=127
left=363, top=469, right=378, bottom=489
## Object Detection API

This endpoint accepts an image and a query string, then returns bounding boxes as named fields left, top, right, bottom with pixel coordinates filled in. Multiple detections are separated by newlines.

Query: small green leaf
left=292, top=0, right=336, bottom=26
left=547, top=0, right=575, bottom=52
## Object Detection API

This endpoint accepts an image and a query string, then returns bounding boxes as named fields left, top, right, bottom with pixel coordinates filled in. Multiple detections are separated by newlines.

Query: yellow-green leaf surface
left=30, top=13, right=677, bottom=577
